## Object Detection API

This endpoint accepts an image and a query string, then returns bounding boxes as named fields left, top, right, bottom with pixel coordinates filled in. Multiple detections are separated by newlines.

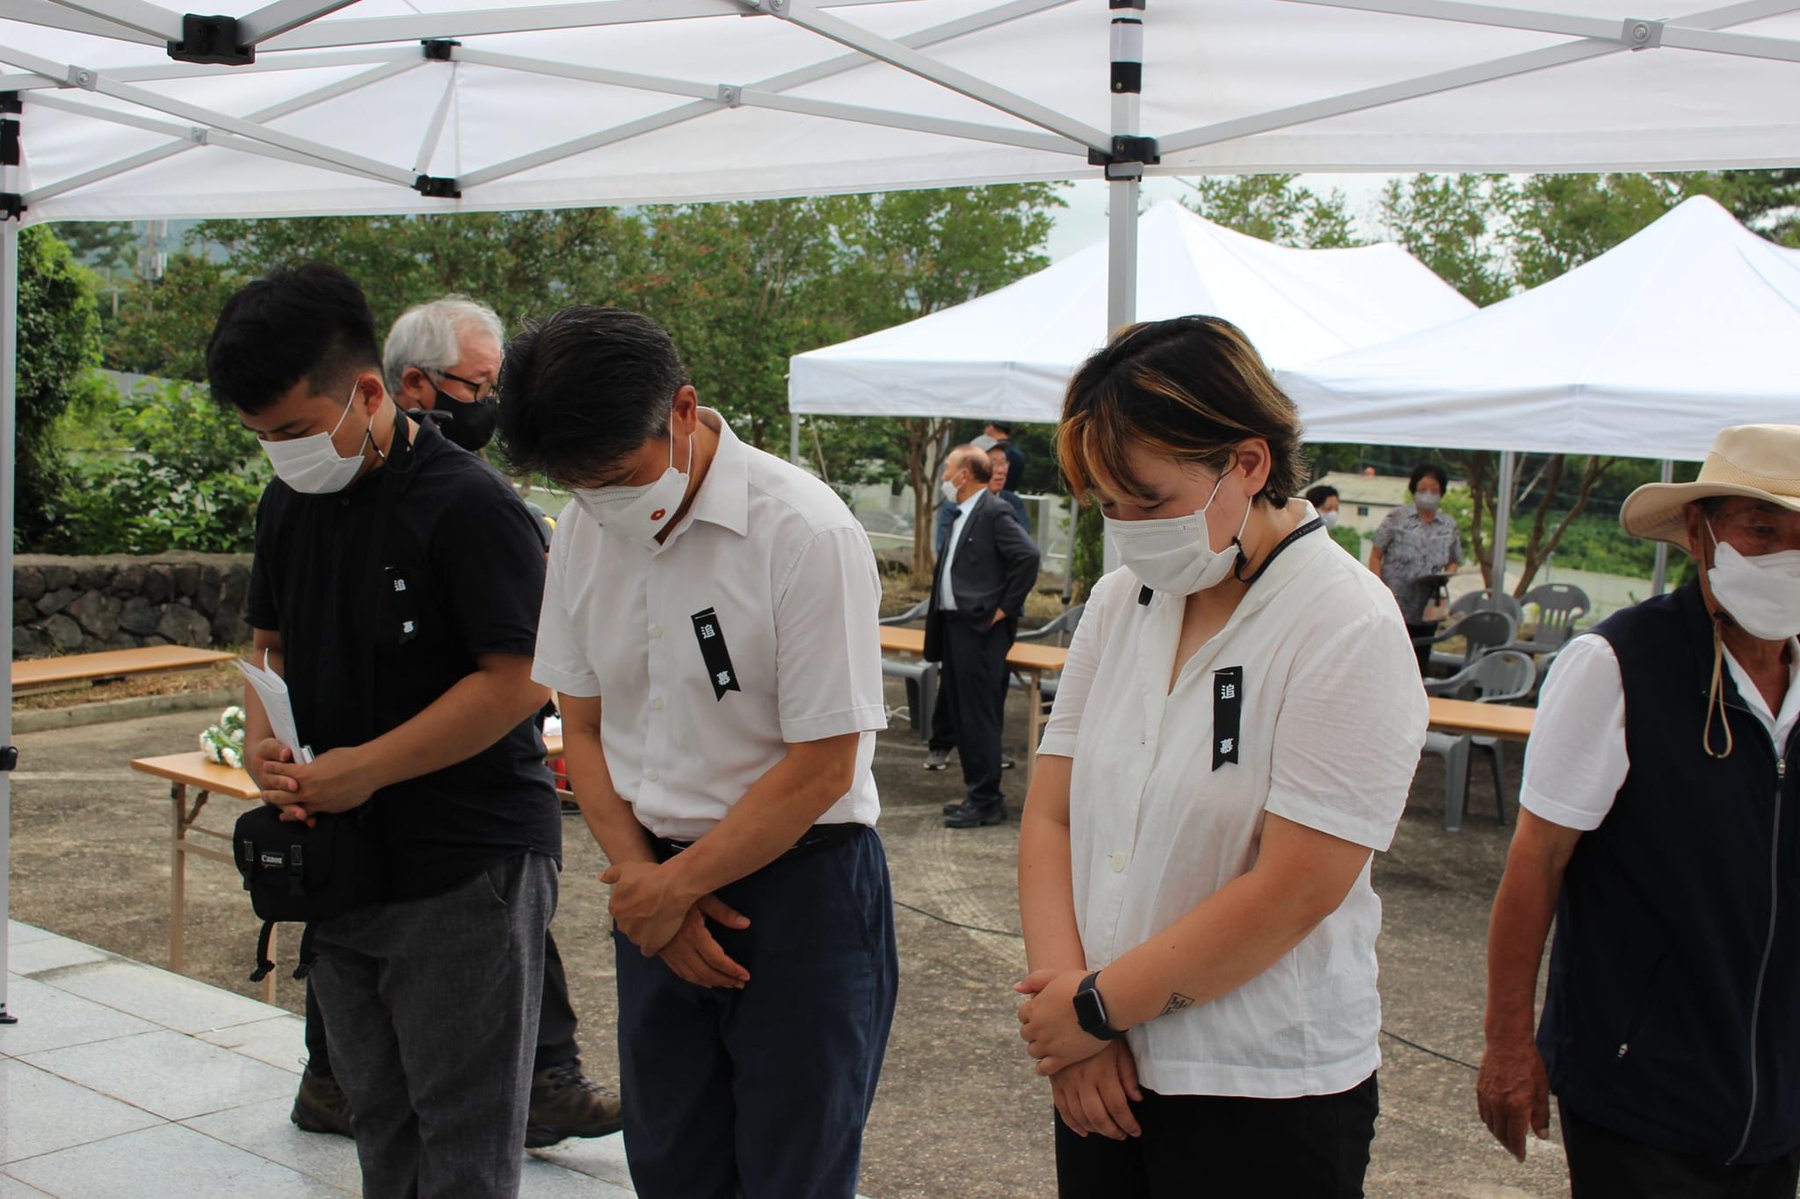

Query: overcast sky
left=1045, top=173, right=1402, bottom=261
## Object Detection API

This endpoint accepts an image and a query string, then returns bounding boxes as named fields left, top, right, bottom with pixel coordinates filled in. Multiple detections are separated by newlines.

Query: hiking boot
left=923, top=747, right=952, bottom=771
left=291, top=1067, right=354, bottom=1138
left=526, top=1062, right=624, bottom=1148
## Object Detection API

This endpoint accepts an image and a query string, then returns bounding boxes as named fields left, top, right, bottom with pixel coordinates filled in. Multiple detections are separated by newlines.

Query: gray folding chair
left=1503, top=583, right=1590, bottom=655
left=1420, top=609, right=1517, bottom=675
left=1421, top=649, right=1535, bottom=831
left=878, top=598, right=934, bottom=737
left=1016, top=602, right=1085, bottom=646
left=1013, top=603, right=1085, bottom=707
left=1449, top=588, right=1524, bottom=625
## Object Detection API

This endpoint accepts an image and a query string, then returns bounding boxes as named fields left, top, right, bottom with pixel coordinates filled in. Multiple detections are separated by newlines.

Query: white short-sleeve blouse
left=1039, top=515, right=1428, bottom=1098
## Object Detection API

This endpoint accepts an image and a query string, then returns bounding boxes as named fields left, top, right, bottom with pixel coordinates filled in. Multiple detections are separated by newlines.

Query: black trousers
left=305, top=925, right=581, bottom=1078
left=615, top=826, right=898, bottom=1199
left=1054, top=1074, right=1379, bottom=1199
left=1561, top=1104, right=1800, bottom=1199
left=941, top=617, right=1012, bottom=809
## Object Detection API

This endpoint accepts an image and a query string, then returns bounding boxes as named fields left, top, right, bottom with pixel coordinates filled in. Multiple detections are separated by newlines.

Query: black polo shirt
left=246, top=416, right=560, bottom=901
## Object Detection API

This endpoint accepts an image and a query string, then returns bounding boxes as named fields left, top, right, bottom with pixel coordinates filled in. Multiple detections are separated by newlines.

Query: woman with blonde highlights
left=1016, top=316, right=1427, bottom=1197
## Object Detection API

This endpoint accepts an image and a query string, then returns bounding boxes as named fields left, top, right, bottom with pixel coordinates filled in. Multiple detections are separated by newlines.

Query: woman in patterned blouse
left=1368, top=462, right=1461, bottom=624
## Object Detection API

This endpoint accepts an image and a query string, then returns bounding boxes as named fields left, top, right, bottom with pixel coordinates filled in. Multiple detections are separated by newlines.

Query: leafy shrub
left=46, top=376, right=268, bottom=554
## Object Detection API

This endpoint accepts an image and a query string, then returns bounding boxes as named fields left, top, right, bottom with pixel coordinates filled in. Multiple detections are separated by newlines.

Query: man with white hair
left=1479, top=425, right=1800, bottom=1196
left=384, top=296, right=505, bottom=453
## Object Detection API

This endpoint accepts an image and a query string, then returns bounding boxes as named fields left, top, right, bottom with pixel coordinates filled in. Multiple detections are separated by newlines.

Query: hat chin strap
left=1703, top=616, right=1736, bottom=761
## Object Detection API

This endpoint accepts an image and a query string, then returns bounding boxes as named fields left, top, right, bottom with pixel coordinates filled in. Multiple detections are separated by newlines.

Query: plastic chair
left=1421, top=649, right=1535, bottom=830
left=1418, top=609, right=1517, bottom=675
left=878, top=598, right=934, bottom=737
left=1449, top=588, right=1524, bottom=625
left=1503, top=583, right=1590, bottom=655
left=879, top=598, right=930, bottom=626
left=1016, top=602, right=1085, bottom=646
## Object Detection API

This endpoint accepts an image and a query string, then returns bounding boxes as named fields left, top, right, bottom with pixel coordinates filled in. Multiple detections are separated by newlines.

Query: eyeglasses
left=433, top=369, right=496, bottom=404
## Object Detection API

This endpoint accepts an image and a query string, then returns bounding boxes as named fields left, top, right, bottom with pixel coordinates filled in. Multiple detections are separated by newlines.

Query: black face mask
left=430, top=387, right=497, bottom=452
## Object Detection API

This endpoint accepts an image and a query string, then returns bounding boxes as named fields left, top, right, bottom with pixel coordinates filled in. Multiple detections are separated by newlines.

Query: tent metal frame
left=3, top=0, right=1798, bottom=1017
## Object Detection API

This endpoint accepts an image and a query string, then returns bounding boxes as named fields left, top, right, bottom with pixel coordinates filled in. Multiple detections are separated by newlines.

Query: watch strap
left=1074, top=970, right=1124, bottom=1041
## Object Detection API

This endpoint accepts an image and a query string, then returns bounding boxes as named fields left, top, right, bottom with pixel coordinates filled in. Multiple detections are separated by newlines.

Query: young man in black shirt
left=211, top=264, right=561, bottom=1196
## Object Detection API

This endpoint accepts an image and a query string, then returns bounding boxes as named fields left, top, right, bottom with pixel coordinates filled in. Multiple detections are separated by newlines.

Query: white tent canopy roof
left=1279, top=195, right=1800, bottom=462
left=788, top=198, right=1475, bottom=420
left=4, top=0, right=1800, bottom=223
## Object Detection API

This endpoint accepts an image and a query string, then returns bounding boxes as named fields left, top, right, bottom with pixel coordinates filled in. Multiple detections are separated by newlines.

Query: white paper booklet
left=233, top=650, right=315, bottom=764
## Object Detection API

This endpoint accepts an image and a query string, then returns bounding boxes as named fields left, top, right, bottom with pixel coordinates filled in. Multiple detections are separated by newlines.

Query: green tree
left=1182, top=174, right=1362, bottom=248
left=822, top=184, right=1064, bottom=581
left=47, top=378, right=268, bottom=554
left=1377, top=174, right=1517, bottom=306
left=1511, top=173, right=1679, bottom=289
left=634, top=199, right=841, bottom=453
left=105, top=210, right=651, bottom=381
left=15, top=226, right=103, bottom=550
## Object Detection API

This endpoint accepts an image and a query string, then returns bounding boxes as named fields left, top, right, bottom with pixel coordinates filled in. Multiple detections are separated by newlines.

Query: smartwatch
left=1072, top=970, right=1123, bottom=1041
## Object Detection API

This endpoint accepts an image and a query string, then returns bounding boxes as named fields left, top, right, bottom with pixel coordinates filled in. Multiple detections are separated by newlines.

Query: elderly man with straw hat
left=1478, top=425, right=1800, bottom=1197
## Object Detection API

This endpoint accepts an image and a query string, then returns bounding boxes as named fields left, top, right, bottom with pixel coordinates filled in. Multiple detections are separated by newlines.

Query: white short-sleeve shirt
left=533, top=410, right=887, bottom=841
left=1519, top=631, right=1800, bottom=832
left=1039, top=511, right=1428, bottom=1098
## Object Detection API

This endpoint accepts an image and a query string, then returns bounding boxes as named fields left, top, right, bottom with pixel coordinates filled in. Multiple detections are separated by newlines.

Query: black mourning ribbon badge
left=691, top=607, right=742, bottom=701
left=1212, top=666, right=1243, bottom=770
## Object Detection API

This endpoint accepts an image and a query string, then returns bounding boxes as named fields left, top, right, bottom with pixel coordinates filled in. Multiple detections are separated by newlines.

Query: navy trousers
left=1561, top=1105, right=1800, bottom=1199
left=941, top=618, right=1013, bottom=810
left=615, top=825, right=898, bottom=1199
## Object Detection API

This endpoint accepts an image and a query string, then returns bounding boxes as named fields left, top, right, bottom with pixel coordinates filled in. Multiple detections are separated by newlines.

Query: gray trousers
left=311, top=851, right=557, bottom=1199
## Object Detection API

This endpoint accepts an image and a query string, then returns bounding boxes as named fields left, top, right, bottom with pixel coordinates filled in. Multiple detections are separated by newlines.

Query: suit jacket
left=924, top=490, right=1041, bottom=662
left=937, top=489, right=1030, bottom=552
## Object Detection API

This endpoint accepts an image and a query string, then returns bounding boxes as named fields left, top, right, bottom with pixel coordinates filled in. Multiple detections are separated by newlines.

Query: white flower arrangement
left=200, top=705, right=249, bottom=768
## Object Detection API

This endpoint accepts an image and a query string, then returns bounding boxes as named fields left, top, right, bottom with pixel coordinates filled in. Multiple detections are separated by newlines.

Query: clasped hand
left=1015, top=967, right=1110, bottom=1075
left=254, top=739, right=374, bottom=825
left=601, top=860, right=752, bottom=990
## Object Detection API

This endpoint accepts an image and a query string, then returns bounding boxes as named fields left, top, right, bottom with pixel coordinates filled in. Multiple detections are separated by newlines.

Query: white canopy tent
left=3, top=0, right=1800, bottom=1019
left=1280, top=194, right=1800, bottom=586
left=788, top=198, right=1474, bottom=422
left=1281, top=195, right=1800, bottom=461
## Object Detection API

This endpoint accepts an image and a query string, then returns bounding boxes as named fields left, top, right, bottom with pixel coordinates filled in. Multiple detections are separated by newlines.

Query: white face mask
left=260, top=381, right=374, bottom=495
left=940, top=474, right=964, bottom=505
left=1708, top=525, right=1800, bottom=642
left=1321, top=509, right=1341, bottom=530
left=571, top=419, right=694, bottom=551
left=1104, top=472, right=1250, bottom=596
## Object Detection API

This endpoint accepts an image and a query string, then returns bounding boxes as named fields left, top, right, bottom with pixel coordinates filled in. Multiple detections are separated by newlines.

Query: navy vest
left=1539, top=581, right=1800, bottom=1164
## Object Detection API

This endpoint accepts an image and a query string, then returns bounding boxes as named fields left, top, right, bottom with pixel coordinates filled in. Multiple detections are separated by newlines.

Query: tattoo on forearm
left=1160, top=992, right=1195, bottom=1017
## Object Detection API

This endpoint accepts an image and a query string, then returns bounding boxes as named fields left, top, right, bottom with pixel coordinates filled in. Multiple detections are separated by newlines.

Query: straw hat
left=1620, top=425, right=1800, bottom=548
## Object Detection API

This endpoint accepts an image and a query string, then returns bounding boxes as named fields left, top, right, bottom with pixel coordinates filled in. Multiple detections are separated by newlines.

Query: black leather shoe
left=944, top=801, right=1006, bottom=828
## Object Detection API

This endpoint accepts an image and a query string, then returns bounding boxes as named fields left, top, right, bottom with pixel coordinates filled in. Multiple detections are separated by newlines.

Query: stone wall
left=11, top=553, right=252, bottom=659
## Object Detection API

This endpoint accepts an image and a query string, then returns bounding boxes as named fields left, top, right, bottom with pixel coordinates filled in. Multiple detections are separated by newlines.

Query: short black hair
left=1305, top=484, right=1338, bottom=508
left=496, top=306, right=691, bottom=485
left=988, top=420, right=1013, bottom=437
left=206, top=263, right=380, bottom=415
left=1409, top=462, right=1449, bottom=494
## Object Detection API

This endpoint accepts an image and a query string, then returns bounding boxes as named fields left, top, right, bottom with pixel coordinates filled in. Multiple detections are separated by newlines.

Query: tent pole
left=1101, top=0, right=1145, bottom=576
left=790, top=412, right=800, bottom=467
left=1651, top=457, right=1673, bottom=595
left=1, top=209, right=20, bottom=1023
left=1489, top=450, right=1514, bottom=596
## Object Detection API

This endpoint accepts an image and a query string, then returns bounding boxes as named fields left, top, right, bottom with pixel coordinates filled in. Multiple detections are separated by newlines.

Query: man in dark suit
left=926, top=445, right=1041, bottom=828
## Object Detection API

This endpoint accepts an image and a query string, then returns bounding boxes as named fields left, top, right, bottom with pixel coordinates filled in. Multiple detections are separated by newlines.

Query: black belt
left=650, top=822, right=863, bottom=865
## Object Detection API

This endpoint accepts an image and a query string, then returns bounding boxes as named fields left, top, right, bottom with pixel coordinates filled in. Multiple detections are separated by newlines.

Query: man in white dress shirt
left=495, top=306, right=897, bottom=1199
left=1480, top=425, right=1800, bottom=1197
